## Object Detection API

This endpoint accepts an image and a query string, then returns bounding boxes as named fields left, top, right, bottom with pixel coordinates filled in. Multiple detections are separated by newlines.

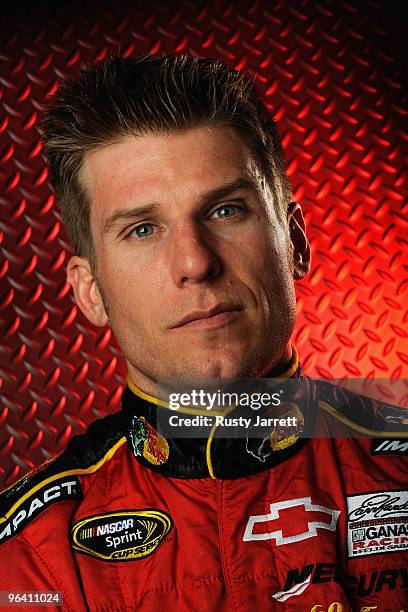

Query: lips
left=171, top=303, right=243, bottom=329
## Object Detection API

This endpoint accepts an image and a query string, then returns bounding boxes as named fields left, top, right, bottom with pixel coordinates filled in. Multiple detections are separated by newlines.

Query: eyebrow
left=103, top=204, right=161, bottom=235
left=102, top=177, right=256, bottom=235
left=201, top=178, right=256, bottom=204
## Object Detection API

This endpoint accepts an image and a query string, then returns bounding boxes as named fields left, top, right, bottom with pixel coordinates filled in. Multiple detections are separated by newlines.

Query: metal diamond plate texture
left=0, top=0, right=406, bottom=487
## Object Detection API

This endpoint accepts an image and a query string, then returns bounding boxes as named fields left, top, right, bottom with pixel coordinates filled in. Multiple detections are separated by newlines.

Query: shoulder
left=315, top=379, right=408, bottom=439
left=0, top=410, right=126, bottom=545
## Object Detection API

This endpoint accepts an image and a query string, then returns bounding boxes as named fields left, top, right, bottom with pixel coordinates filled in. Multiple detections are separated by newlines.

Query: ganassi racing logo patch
left=346, top=490, right=408, bottom=558
left=243, top=497, right=340, bottom=544
left=71, top=509, right=173, bottom=561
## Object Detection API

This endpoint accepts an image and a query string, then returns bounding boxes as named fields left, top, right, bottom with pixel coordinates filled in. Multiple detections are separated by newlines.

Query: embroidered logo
left=71, top=509, right=173, bottom=561
left=346, top=490, right=408, bottom=558
left=245, top=403, right=304, bottom=461
left=243, top=497, right=340, bottom=544
left=130, top=416, right=169, bottom=465
left=272, top=562, right=408, bottom=603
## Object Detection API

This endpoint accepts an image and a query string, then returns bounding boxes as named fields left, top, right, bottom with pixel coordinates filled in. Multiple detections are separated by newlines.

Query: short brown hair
left=42, top=54, right=292, bottom=269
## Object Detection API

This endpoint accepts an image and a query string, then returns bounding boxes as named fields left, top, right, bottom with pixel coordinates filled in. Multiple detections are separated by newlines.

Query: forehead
left=81, top=126, right=261, bottom=228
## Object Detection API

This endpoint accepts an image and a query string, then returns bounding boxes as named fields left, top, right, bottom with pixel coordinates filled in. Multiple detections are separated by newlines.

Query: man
left=0, top=54, right=406, bottom=611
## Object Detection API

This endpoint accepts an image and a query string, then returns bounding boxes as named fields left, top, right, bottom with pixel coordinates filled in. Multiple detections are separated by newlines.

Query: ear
left=66, top=256, right=109, bottom=327
left=287, top=202, right=311, bottom=280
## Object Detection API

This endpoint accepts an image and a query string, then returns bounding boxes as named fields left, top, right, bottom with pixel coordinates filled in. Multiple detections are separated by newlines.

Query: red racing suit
left=0, top=359, right=407, bottom=611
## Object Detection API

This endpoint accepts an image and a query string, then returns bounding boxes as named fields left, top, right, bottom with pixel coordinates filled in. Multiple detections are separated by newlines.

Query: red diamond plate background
left=0, top=0, right=407, bottom=488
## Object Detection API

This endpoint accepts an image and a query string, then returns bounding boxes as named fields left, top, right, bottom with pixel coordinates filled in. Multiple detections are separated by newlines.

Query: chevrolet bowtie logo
left=243, top=497, right=340, bottom=545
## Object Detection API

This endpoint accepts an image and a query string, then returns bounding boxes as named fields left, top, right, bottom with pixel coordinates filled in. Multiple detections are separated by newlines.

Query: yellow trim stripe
left=280, top=346, right=299, bottom=379
left=0, top=436, right=127, bottom=523
left=318, top=401, right=408, bottom=437
left=205, top=404, right=238, bottom=480
left=206, top=420, right=218, bottom=479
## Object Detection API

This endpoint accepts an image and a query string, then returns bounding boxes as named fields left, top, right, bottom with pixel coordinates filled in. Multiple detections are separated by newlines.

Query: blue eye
left=132, top=223, right=154, bottom=238
left=213, top=205, right=239, bottom=219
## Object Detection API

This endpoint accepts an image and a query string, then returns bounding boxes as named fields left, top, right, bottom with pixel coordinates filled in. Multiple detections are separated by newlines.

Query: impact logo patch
left=370, top=438, right=408, bottom=455
left=0, top=477, right=81, bottom=544
left=346, top=490, right=408, bottom=558
left=71, top=509, right=173, bottom=561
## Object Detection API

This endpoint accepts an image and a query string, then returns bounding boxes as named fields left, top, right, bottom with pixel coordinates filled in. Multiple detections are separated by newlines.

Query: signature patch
left=346, top=490, right=408, bottom=558
left=71, top=509, right=173, bottom=561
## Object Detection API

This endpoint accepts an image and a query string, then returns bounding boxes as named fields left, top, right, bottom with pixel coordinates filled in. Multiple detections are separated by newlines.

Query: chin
left=185, top=354, right=248, bottom=380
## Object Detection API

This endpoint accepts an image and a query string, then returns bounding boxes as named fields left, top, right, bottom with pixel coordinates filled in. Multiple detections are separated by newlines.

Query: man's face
left=77, top=126, right=302, bottom=387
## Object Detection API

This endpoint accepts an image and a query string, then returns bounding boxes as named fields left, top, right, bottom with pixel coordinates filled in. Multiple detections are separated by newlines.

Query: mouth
left=171, top=304, right=244, bottom=330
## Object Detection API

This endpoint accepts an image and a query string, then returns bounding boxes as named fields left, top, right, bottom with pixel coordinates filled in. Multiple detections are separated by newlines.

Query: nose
left=168, top=222, right=222, bottom=287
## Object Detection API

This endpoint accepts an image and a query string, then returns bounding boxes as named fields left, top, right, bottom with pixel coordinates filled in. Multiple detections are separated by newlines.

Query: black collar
left=121, top=364, right=316, bottom=480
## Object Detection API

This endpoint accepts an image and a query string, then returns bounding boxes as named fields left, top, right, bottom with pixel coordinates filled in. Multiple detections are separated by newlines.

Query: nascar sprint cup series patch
left=71, top=509, right=173, bottom=561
